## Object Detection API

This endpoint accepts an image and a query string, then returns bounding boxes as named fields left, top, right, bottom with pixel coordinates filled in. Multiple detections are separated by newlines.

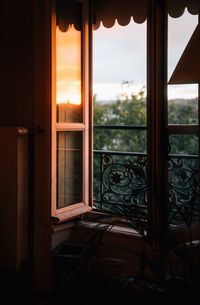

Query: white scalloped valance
left=56, top=0, right=199, bottom=32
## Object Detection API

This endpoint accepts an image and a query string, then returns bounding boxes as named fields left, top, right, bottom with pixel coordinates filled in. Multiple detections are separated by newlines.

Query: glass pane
left=57, top=131, right=83, bottom=208
left=94, top=128, right=146, bottom=153
left=167, top=9, right=200, bottom=227
left=168, top=10, right=198, bottom=125
left=168, top=134, right=199, bottom=226
left=169, top=134, right=198, bottom=155
left=168, top=84, right=198, bottom=125
left=93, top=19, right=147, bottom=125
left=56, top=25, right=82, bottom=123
left=93, top=17, right=147, bottom=215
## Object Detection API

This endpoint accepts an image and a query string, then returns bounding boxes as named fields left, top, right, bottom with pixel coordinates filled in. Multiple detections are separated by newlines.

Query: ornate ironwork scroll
left=94, top=151, right=200, bottom=227
left=94, top=151, right=148, bottom=219
left=168, top=156, right=200, bottom=226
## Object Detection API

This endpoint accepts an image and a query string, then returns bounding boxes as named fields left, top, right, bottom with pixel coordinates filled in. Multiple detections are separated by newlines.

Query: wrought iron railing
left=93, top=125, right=200, bottom=227
left=93, top=150, right=148, bottom=217
left=93, top=124, right=147, bottom=219
left=168, top=154, right=199, bottom=226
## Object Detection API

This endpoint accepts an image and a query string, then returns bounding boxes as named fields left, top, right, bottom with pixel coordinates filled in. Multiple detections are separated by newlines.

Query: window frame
left=51, top=0, right=200, bottom=239
left=147, top=1, right=199, bottom=239
left=51, top=0, right=93, bottom=222
left=91, top=0, right=200, bottom=242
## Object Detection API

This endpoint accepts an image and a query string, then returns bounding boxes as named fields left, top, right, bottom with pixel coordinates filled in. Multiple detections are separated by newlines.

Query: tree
left=94, top=95, right=198, bottom=155
left=93, top=92, right=147, bottom=153
left=168, top=99, right=198, bottom=155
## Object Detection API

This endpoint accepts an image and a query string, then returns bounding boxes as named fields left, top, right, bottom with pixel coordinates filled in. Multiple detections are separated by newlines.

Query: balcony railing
left=93, top=125, right=200, bottom=227
left=94, top=150, right=148, bottom=218
left=168, top=154, right=199, bottom=226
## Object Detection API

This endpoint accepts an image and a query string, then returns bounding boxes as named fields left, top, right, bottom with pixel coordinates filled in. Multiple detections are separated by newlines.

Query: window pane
left=168, top=85, right=198, bottom=125
left=168, top=10, right=198, bottom=125
left=57, top=131, right=83, bottom=208
left=167, top=10, right=200, bottom=227
left=93, top=17, right=147, bottom=215
left=93, top=19, right=147, bottom=125
left=56, top=26, right=82, bottom=123
left=168, top=134, right=199, bottom=226
left=94, top=128, right=146, bottom=153
left=169, top=134, right=198, bottom=155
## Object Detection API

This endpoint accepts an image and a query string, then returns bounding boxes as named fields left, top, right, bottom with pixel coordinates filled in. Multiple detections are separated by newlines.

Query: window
left=51, top=0, right=200, bottom=238
left=52, top=0, right=92, bottom=221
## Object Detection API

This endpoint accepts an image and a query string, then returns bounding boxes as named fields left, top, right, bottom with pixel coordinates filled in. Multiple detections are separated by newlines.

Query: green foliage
left=168, top=99, right=198, bottom=125
left=94, top=95, right=198, bottom=155
left=93, top=94, right=198, bottom=204
left=168, top=100, right=198, bottom=155
left=94, top=93, right=147, bottom=153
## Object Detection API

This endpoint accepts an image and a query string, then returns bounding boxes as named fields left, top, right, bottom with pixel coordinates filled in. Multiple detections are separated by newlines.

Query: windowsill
left=51, top=204, right=92, bottom=230
left=52, top=208, right=200, bottom=244
left=52, top=209, right=143, bottom=240
left=77, top=219, right=141, bottom=238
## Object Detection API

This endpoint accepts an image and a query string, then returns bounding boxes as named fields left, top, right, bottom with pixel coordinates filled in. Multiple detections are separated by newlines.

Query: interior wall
left=0, top=0, right=34, bottom=128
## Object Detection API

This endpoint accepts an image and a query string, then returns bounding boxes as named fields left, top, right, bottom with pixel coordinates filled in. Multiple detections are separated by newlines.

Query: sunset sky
left=56, top=25, right=81, bottom=105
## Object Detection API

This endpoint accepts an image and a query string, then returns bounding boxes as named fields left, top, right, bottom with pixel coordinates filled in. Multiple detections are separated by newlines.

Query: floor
left=1, top=263, right=200, bottom=305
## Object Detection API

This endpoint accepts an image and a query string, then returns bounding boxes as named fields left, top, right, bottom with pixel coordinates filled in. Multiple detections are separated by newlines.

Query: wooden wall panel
left=0, top=128, right=28, bottom=270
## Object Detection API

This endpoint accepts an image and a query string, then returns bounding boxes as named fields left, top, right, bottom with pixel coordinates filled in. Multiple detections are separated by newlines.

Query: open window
left=51, top=0, right=200, bottom=238
left=52, top=0, right=92, bottom=221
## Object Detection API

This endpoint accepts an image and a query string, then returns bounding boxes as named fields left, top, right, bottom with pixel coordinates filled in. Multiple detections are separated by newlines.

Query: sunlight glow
left=56, top=25, right=81, bottom=105
left=57, top=92, right=81, bottom=105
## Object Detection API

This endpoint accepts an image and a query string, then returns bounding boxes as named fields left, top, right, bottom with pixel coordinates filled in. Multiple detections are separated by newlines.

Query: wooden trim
left=51, top=0, right=57, bottom=227
left=0, top=128, right=28, bottom=270
left=89, top=0, right=94, bottom=208
left=56, top=123, right=86, bottom=130
left=155, top=0, right=168, bottom=247
left=168, top=124, right=198, bottom=134
left=147, top=0, right=155, bottom=242
left=33, top=0, right=52, bottom=290
left=55, top=205, right=92, bottom=222
left=55, top=202, right=89, bottom=215
left=147, top=0, right=168, bottom=245
left=52, top=219, right=77, bottom=233
left=82, top=0, right=90, bottom=209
